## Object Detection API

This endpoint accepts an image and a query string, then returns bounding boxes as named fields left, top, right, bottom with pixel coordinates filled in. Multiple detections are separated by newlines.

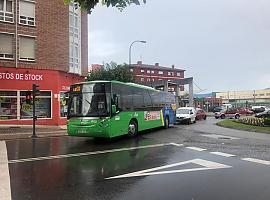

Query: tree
left=88, top=62, right=134, bottom=82
left=64, top=0, right=146, bottom=13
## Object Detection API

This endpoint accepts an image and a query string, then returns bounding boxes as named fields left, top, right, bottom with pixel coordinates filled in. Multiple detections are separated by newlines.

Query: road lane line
left=241, top=158, right=270, bottom=165
left=186, top=147, right=206, bottom=151
left=170, top=143, right=184, bottom=147
left=9, top=143, right=172, bottom=164
left=0, top=141, right=11, bottom=200
left=210, top=152, right=236, bottom=157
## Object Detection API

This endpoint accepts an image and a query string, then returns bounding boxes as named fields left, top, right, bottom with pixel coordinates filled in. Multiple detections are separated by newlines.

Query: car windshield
left=177, top=109, right=190, bottom=114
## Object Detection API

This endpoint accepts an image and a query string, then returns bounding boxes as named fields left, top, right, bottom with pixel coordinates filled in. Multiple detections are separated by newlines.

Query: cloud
left=88, top=30, right=123, bottom=63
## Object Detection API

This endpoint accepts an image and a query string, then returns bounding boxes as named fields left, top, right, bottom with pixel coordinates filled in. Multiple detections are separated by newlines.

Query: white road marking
left=186, top=147, right=206, bottom=151
left=200, top=134, right=240, bottom=140
left=9, top=143, right=172, bottom=164
left=210, top=152, right=236, bottom=157
left=170, top=143, right=184, bottom=147
left=0, top=141, right=11, bottom=200
left=106, top=158, right=232, bottom=179
left=242, top=158, right=270, bottom=165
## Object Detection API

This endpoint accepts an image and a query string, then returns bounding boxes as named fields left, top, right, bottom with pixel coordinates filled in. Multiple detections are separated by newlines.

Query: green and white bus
left=67, top=80, right=176, bottom=138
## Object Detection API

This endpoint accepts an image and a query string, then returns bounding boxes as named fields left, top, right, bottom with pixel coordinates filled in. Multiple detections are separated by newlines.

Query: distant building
left=90, top=64, right=103, bottom=72
left=129, top=61, right=185, bottom=92
left=216, top=89, right=270, bottom=107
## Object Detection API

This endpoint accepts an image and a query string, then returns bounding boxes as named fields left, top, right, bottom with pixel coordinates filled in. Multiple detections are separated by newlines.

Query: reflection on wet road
left=5, top=132, right=270, bottom=200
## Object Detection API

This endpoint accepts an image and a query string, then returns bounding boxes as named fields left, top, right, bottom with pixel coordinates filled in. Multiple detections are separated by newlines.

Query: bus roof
left=72, top=80, right=158, bottom=91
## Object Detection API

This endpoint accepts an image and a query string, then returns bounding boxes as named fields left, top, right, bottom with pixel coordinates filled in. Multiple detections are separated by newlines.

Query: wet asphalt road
left=5, top=118, right=270, bottom=200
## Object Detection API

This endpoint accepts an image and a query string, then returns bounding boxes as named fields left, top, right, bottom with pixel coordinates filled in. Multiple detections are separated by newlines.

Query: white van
left=176, top=107, right=196, bottom=124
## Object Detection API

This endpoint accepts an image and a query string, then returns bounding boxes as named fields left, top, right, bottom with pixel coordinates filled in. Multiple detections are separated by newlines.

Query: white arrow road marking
left=0, top=141, right=11, bottom=200
left=106, top=159, right=232, bottom=179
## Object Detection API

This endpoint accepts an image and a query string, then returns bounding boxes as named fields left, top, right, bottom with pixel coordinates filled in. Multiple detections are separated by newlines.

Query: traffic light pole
left=32, top=90, right=37, bottom=138
left=32, top=84, right=39, bottom=138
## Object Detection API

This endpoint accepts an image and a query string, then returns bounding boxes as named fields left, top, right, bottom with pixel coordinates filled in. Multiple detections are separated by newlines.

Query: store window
left=20, top=91, right=51, bottom=119
left=0, top=91, right=17, bottom=120
left=60, top=92, right=68, bottom=117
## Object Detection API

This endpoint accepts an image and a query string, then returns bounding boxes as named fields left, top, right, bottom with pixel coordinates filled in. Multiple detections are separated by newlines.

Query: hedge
left=238, top=117, right=270, bottom=127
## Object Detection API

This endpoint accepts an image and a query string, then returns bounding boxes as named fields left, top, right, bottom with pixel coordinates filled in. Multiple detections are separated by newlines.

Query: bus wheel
left=164, top=116, right=169, bottom=129
left=128, top=120, right=138, bottom=137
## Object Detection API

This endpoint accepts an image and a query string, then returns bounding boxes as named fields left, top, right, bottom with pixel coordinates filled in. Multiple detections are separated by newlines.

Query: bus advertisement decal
left=144, top=111, right=161, bottom=121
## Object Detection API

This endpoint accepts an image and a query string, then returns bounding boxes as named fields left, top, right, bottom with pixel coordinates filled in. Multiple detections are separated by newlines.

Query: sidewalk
left=0, top=125, right=67, bottom=140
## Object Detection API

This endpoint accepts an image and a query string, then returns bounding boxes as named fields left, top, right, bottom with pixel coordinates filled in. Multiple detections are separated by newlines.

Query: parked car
left=251, top=106, right=266, bottom=113
left=255, top=110, right=270, bottom=118
left=215, top=108, right=240, bottom=119
left=176, top=107, right=196, bottom=124
left=196, top=108, right=207, bottom=120
left=237, top=108, right=254, bottom=116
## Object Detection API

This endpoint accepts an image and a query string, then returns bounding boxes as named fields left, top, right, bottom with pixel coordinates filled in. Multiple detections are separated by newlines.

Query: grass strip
left=216, top=119, right=270, bottom=134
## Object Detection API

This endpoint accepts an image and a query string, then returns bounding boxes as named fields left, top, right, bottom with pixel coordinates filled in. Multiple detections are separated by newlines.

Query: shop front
left=0, top=68, right=84, bottom=125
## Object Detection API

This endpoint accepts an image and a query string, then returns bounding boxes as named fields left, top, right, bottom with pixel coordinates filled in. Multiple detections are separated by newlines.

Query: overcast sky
left=88, top=0, right=270, bottom=93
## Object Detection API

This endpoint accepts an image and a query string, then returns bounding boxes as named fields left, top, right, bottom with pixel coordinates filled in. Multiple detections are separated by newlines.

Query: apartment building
left=0, top=0, right=88, bottom=125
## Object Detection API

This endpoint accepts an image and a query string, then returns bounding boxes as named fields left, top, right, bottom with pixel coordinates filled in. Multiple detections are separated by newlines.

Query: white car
left=176, top=107, right=196, bottom=124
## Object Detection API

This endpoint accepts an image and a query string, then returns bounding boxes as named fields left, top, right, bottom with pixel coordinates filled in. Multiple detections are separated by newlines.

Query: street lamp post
left=129, top=40, right=147, bottom=66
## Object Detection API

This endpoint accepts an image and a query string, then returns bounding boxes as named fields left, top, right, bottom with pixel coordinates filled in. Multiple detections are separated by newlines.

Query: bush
left=238, top=117, right=265, bottom=126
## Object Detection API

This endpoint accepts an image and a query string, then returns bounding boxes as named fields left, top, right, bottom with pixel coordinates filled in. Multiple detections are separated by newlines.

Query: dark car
left=196, top=108, right=207, bottom=120
left=255, top=110, right=270, bottom=118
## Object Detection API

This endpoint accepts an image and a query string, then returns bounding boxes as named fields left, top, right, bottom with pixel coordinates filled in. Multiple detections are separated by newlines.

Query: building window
left=60, top=92, right=68, bottom=117
left=130, top=69, right=133, bottom=72
left=168, top=71, right=174, bottom=76
left=0, top=91, right=17, bottom=120
left=152, top=78, right=155, bottom=82
left=147, top=78, right=150, bottom=82
left=147, top=70, right=150, bottom=74
left=140, top=69, right=144, bottom=73
left=19, top=0, right=35, bottom=26
left=140, top=78, right=144, bottom=82
left=19, top=36, right=35, bottom=61
left=158, top=71, right=163, bottom=75
left=0, top=0, right=13, bottom=22
left=20, top=91, right=51, bottom=119
left=177, top=72, right=181, bottom=76
left=151, top=70, right=155, bottom=74
left=0, top=33, right=13, bottom=59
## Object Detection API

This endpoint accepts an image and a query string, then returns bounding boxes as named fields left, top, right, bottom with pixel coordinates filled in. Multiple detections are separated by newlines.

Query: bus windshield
left=68, top=83, right=111, bottom=118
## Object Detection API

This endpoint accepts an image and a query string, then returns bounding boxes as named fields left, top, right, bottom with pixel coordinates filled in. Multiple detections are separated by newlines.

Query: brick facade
left=0, top=0, right=88, bottom=74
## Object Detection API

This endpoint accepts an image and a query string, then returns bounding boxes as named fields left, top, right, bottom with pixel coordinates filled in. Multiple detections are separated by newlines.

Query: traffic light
left=32, top=84, right=40, bottom=96
left=26, top=91, right=32, bottom=104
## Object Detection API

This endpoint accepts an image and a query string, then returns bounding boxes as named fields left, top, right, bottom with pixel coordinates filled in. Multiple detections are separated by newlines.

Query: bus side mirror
left=112, top=105, right=116, bottom=114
